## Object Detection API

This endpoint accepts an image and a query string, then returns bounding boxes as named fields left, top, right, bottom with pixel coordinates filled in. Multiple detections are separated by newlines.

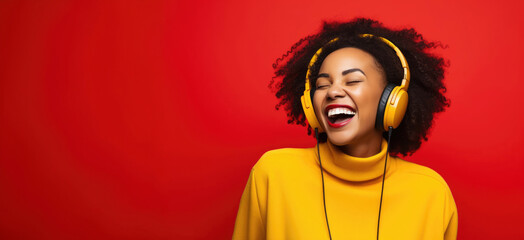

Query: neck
left=315, top=138, right=392, bottom=182
left=337, top=132, right=384, bottom=157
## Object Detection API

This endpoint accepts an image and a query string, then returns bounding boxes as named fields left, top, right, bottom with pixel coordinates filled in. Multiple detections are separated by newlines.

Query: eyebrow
left=317, top=68, right=366, bottom=79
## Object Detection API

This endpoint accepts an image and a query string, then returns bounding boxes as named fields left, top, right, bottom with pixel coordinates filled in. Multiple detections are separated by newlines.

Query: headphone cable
left=316, top=126, right=393, bottom=240
left=377, top=126, right=393, bottom=240
left=316, top=128, right=333, bottom=240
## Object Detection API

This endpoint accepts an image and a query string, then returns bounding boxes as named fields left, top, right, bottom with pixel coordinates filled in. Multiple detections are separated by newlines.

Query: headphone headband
left=304, top=34, right=410, bottom=93
left=359, top=34, right=410, bottom=90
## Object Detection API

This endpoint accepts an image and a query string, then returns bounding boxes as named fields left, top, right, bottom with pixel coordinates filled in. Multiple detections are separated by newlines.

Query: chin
left=324, top=125, right=382, bottom=148
left=325, top=131, right=357, bottom=146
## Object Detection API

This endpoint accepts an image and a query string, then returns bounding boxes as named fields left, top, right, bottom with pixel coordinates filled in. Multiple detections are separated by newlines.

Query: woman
left=233, top=18, right=457, bottom=240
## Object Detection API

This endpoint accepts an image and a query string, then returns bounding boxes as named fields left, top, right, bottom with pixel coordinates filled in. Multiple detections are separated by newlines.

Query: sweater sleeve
left=232, top=167, right=267, bottom=240
left=443, top=186, right=458, bottom=240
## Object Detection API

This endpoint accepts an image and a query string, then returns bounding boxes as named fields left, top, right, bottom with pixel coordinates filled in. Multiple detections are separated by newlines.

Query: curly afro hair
left=269, top=18, right=450, bottom=156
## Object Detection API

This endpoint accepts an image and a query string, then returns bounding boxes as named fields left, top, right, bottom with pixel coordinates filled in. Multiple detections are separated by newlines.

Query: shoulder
left=393, top=158, right=452, bottom=192
left=393, top=158, right=458, bottom=233
left=393, top=158, right=457, bottom=213
left=251, top=147, right=316, bottom=177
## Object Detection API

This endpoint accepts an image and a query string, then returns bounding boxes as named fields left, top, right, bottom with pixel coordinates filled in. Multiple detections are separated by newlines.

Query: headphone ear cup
left=384, top=86, right=408, bottom=130
left=376, top=84, right=396, bottom=131
left=301, top=87, right=324, bottom=133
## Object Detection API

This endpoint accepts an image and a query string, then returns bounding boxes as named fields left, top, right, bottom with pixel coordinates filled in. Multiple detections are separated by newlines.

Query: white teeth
left=327, top=107, right=356, bottom=117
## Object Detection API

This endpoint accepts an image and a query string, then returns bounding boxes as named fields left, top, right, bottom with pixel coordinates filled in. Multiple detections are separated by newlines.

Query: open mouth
left=325, top=105, right=356, bottom=128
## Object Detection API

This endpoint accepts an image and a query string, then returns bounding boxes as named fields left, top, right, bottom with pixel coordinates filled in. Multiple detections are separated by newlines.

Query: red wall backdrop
left=1, top=0, right=523, bottom=239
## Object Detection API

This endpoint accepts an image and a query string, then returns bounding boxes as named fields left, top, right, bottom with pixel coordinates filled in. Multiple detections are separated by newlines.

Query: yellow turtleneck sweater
left=232, top=139, right=457, bottom=239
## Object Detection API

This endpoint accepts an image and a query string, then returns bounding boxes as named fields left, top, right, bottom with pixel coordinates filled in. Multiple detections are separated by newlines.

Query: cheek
left=358, top=89, right=382, bottom=120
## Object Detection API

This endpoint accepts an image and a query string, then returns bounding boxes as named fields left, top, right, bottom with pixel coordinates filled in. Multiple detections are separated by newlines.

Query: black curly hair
left=269, top=18, right=450, bottom=156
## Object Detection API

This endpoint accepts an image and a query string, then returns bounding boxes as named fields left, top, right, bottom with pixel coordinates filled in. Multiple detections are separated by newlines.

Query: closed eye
left=315, top=78, right=331, bottom=89
left=346, top=80, right=362, bottom=85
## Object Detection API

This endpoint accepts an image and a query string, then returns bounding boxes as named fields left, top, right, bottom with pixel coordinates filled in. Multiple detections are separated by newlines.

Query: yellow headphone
left=300, top=34, right=410, bottom=132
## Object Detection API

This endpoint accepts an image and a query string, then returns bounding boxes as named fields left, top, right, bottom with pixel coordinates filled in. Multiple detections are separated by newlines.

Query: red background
left=1, top=0, right=523, bottom=239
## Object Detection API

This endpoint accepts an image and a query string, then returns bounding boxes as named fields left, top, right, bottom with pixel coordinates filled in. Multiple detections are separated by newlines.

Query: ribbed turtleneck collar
left=315, top=139, right=393, bottom=182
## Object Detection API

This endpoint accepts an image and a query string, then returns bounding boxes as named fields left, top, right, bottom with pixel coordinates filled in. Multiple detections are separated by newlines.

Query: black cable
left=376, top=126, right=393, bottom=240
left=316, top=128, right=332, bottom=240
left=317, top=127, right=393, bottom=240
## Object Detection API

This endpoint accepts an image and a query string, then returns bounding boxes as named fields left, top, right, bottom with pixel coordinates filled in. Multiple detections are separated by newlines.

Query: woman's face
left=313, top=47, right=387, bottom=156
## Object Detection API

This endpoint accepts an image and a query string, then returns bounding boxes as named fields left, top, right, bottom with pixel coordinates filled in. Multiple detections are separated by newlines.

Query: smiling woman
left=232, top=18, right=457, bottom=240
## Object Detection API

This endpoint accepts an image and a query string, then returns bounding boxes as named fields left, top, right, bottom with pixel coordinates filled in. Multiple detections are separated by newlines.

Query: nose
left=326, top=83, right=346, bottom=100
